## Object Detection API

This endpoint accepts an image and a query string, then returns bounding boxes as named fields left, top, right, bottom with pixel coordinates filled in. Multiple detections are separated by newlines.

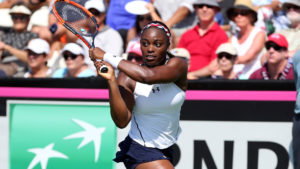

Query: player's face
left=140, top=27, right=169, bottom=67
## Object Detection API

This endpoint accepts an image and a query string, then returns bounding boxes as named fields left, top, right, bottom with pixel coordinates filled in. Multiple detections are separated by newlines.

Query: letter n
left=194, top=140, right=217, bottom=169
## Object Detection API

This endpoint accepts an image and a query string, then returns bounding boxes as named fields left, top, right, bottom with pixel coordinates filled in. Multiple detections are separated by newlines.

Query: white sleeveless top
left=232, top=27, right=264, bottom=79
left=129, top=82, right=186, bottom=149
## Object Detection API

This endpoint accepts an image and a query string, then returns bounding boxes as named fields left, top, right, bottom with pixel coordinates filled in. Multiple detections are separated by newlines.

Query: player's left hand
left=94, top=60, right=115, bottom=81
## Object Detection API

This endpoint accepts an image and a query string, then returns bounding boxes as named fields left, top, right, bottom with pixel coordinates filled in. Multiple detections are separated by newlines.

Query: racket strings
left=54, top=1, right=97, bottom=36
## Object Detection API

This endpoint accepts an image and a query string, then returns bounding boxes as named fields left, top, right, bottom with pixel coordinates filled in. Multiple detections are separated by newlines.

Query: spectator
left=106, top=0, right=138, bottom=50
left=277, top=0, right=300, bottom=57
left=125, top=1, right=161, bottom=47
left=0, top=1, right=39, bottom=77
left=125, top=41, right=143, bottom=64
left=178, top=0, right=228, bottom=79
left=24, top=38, right=52, bottom=78
left=153, top=0, right=198, bottom=45
left=52, top=43, right=95, bottom=78
left=249, top=33, right=294, bottom=80
left=211, top=42, right=238, bottom=79
left=83, top=0, right=123, bottom=71
left=227, top=0, right=266, bottom=79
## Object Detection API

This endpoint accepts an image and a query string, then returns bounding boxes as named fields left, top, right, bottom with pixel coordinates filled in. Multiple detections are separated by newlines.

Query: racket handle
left=100, top=65, right=108, bottom=73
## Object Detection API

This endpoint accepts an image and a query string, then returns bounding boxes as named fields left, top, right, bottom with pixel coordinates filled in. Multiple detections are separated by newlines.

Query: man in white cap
left=52, top=43, right=96, bottom=78
left=0, top=1, right=38, bottom=77
left=83, top=0, right=123, bottom=71
left=24, top=38, right=52, bottom=78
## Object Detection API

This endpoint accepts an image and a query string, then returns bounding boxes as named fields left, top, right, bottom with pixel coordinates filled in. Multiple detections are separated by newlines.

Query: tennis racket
left=52, top=0, right=108, bottom=73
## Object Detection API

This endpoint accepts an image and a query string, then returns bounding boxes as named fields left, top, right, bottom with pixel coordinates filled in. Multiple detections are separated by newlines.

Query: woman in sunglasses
left=212, top=43, right=238, bottom=79
left=226, top=0, right=266, bottom=79
left=52, top=43, right=96, bottom=78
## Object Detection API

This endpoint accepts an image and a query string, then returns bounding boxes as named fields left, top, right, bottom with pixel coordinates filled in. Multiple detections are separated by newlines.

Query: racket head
left=52, top=0, right=99, bottom=48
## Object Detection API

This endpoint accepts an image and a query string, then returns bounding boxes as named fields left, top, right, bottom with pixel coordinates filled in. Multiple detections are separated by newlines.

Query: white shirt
left=129, top=82, right=186, bottom=149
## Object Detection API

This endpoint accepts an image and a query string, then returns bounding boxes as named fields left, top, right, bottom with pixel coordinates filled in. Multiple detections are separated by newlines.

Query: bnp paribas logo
left=10, top=102, right=116, bottom=169
left=26, top=119, right=106, bottom=169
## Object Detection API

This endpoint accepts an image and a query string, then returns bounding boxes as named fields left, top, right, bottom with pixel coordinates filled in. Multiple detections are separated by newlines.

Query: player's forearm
left=107, top=78, right=131, bottom=128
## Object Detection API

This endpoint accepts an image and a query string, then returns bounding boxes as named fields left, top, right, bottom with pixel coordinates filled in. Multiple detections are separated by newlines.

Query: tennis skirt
left=113, top=136, right=175, bottom=169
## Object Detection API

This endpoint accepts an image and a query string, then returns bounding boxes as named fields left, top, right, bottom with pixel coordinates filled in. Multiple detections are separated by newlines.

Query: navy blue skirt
left=114, top=136, right=174, bottom=169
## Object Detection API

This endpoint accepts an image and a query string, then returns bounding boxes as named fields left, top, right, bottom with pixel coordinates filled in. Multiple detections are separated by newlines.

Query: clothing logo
left=9, top=102, right=116, bottom=169
left=152, top=87, right=160, bottom=93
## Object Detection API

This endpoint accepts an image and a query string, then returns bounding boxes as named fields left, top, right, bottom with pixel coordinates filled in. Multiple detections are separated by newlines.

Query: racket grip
left=100, top=65, right=108, bottom=73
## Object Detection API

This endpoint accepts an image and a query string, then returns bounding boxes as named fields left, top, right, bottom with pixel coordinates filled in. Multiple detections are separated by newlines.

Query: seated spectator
left=227, top=0, right=266, bottom=79
left=106, top=0, right=137, bottom=50
left=178, top=0, right=228, bottom=79
left=24, top=38, right=52, bottom=78
left=212, top=42, right=238, bottom=79
left=52, top=43, right=95, bottom=78
left=249, top=33, right=294, bottom=80
left=83, top=0, right=123, bottom=70
left=125, top=41, right=143, bottom=64
left=153, top=0, right=198, bottom=45
left=0, top=1, right=38, bottom=77
left=277, top=0, right=300, bottom=57
left=125, top=1, right=162, bottom=48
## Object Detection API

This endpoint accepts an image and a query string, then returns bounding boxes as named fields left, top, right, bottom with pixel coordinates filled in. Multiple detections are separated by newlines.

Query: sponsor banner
left=175, top=121, right=293, bottom=169
left=8, top=100, right=116, bottom=169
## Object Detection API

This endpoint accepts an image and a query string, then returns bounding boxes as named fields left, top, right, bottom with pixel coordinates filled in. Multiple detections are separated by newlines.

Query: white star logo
left=27, top=143, right=68, bottom=169
left=63, top=119, right=106, bottom=162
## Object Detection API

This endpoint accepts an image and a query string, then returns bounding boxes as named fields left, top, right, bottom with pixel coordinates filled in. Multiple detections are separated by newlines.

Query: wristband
left=103, top=52, right=123, bottom=69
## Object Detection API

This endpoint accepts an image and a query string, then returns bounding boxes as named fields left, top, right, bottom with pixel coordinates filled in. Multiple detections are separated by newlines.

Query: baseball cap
left=169, top=48, right=191, bottom=60
left=126, top=41, right=142, bottom=56
left=283, top=0, right=300, bottom=10
left=85, top=0, right=106, bottom=13
left=25, top=38, right=50, bottom=54
left=125, top=0, right=150, bottom=15
left=193, top=0, right=220, bottom=10
left=62, top=43, right=85, bottom=55
left=266, top=33, right=289, bottom=49
left=9, top=4, right=32, bottom=15
left=216, top=43, right=238, bottom=56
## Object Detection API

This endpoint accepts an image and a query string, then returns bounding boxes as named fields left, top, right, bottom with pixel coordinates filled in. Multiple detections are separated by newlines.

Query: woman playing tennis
left=90, top=21, right=187, bottom=169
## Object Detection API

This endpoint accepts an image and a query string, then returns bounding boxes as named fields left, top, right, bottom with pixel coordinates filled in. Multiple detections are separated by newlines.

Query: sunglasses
left=217, top=53, right=235, bottom=60
left=63, top=53, right=78, bottom=60
left=27, top=50, right=43, bottom=58
left=232, top=10, right=250, bottom=17
left=193, top=4, right=214, bottom=9
left=138, top=15, right=152, bottom=22
left=127, top=55, right=143, bottom=62
left=284, top=4, right=300, bottom=11
left=11, top=14, right=29, bottom=21
left=265, top=42, right=286, bottom=51
left=89, top=9, right=103, bottom=16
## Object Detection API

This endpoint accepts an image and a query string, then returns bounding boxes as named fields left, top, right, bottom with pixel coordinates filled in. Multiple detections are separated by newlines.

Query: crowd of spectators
left=0, top=0, right=299, bottom=80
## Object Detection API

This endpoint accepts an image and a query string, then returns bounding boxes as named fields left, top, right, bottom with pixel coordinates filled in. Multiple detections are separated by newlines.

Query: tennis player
left=90, top=21, right=187, bottom=169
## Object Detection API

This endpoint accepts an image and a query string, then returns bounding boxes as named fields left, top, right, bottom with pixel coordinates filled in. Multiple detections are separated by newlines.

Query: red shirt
left=249, top=62, right=294, bottom=80
left=177, top=22, right=228, bottom=72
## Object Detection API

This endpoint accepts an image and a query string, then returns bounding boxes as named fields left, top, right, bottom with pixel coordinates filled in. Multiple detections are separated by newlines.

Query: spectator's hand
left=187, top=72, right=198, bottom=80
left=145, top=3, right=155, bottom=14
